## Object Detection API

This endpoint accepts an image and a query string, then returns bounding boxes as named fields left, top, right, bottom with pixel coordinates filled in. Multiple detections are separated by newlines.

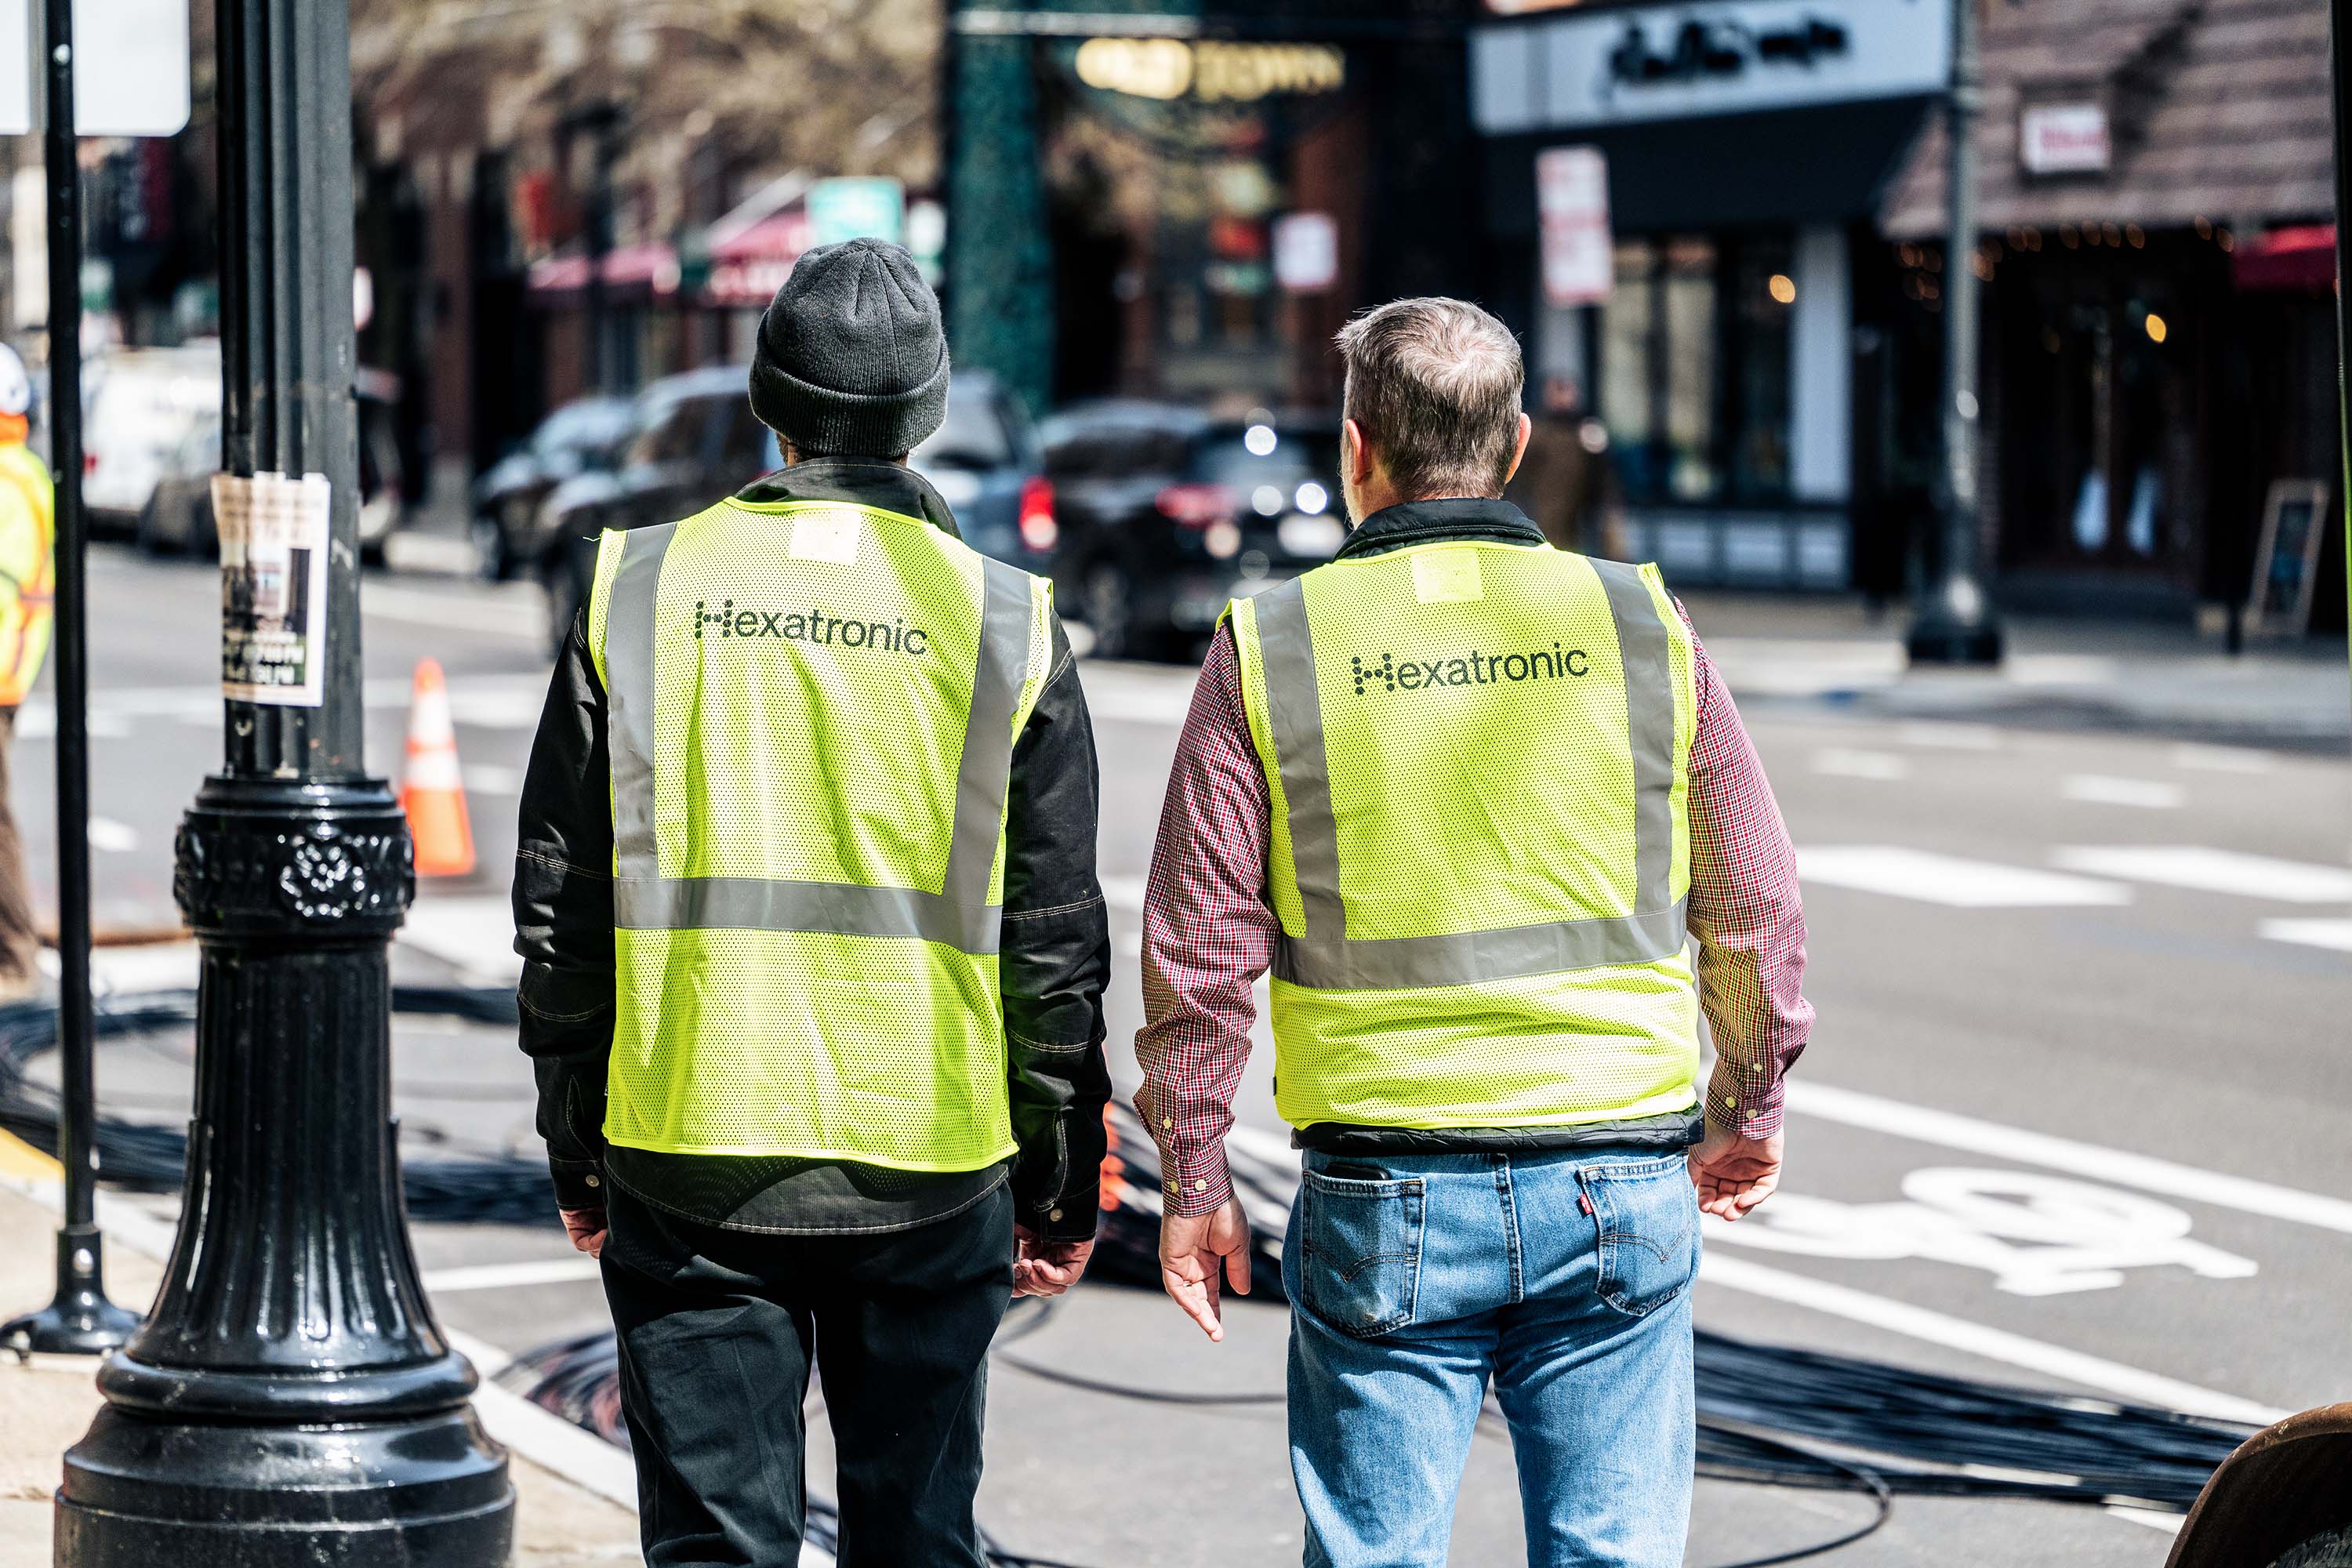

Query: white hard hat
left=0, top=345, right=30, bottom=419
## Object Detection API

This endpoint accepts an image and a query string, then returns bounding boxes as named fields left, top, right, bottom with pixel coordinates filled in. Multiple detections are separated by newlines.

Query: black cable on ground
left=0, top=989, right=561, bottom=1226
left=9, top=996, right=2251, bottom=1562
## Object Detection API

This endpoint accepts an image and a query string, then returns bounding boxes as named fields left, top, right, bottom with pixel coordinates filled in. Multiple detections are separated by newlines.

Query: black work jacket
left=512, top=460, right=1112, bottom=1240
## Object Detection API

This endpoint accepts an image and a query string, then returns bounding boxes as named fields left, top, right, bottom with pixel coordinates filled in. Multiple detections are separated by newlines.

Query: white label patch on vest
left=1412, top=548, right=1485, bottom=604
left=788, top=513, right=862, bottom=564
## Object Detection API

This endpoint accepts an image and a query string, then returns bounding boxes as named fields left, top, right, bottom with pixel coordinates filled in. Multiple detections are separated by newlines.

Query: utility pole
left=1906, top=0, right=2005, bottom=666
left=54, top=2, right=512, bottom=1562
left=0, top=0, right=143, bottom=1365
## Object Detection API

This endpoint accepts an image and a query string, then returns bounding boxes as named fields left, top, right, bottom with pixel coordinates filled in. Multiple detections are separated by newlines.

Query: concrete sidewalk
left=1682, top=592, right=2352, bottom=753
left=0, top=1149, right=641, bottom=1568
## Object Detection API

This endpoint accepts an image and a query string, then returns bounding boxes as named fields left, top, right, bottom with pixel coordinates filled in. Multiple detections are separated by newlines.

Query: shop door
left=2000, top=261, right=2196, bottom=579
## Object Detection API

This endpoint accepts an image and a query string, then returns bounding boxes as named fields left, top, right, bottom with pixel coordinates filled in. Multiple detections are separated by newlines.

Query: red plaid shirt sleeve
left=1133, top=610, right=1811, bottom=1216
left=1133, top=629, right=1274, bottom=1214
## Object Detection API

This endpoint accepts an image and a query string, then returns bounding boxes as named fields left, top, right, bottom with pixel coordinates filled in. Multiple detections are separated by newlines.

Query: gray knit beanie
left=749, top=238, right=949, bottom=458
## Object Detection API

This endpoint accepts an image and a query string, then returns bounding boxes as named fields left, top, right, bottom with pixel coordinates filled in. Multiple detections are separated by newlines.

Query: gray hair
left=1334, top=297, right=1525, bottom=500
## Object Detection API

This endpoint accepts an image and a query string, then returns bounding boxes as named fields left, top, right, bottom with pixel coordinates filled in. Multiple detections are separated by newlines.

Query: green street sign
left=807, top=177, right=906, bottom=249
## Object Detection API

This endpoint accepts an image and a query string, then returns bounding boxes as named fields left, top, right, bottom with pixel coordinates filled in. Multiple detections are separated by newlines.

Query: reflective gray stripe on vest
left=1254, top=556, right=1685, bottom=991
left=601, top=515, right=1031, bottom=954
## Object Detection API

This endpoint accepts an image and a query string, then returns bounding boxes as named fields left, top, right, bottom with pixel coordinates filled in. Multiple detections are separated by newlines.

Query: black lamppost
left=1907, top=0, right=2005, bottom=665
left=53, top=1, right=511, bottom=1561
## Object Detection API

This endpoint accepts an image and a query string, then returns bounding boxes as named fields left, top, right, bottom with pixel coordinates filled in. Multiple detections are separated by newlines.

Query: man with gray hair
left=1134, top=296, right=1813, bottom=1566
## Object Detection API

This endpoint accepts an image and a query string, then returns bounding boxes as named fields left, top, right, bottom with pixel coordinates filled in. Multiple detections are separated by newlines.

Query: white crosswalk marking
left=404, top=896, right=524, bottom=985
left=2060, top=774, right=2185, bottom=810
left=2260, top=918, right=2352, bottom=954
left=463, top=763, right=525, bottom=795
left=2051, top=846, right=2352, bottom=904
left=1810, top=747, right=1911, bottom=781
left=1796, top=847, right=2130, bottom=908
left=1897, top=721, right=2001, bottom=750
left=2170, top=743, right=2274, bottom=775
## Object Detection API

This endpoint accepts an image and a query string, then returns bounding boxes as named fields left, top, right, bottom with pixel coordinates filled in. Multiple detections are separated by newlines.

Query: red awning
left=527, top=241, right=682, bottom=298
left=702, top=209, right=815, bottom=308
left=710, top=209, right=813, bottom=263
left=2234, top=225, right=2336, bottom=293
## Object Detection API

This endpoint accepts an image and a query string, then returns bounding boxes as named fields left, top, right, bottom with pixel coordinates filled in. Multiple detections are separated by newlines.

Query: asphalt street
left=16, top=545, right=2352, bottom=1567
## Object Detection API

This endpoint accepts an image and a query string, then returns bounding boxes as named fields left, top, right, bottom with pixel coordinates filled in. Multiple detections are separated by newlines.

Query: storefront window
left=1602, top=241, right=1656, bottom=489
left=1663, top=238, right=1717, bottom=501
left=1599, top=230, right=1796, bottom=507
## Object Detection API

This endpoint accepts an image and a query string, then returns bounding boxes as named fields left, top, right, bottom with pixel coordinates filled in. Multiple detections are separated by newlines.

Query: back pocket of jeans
left=1581, top=1157, right=1700, bottom=1318
left=1298, top=1168, right=1424, bottom=1338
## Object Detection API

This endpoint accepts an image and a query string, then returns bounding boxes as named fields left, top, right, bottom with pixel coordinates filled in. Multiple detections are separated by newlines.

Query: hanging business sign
left=2018, top=102, right=2111, bottom=176
left=1536, top=146, right=1612, bottom=306
left=0, top=0, right=191, bottom=136
left=1073, top=38, right=1345, bottom=103
left=1272, top=211, right=1338, bottom=293
left=1471, top=0, right=1948, bottom=135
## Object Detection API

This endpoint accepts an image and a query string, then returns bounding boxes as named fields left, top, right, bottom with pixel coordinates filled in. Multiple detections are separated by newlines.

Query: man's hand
left=560, top=1206, right=608, bottom=1258
left=1688, top=1127, right=1783, bottom=1221
left=1014, top=1226, right=1096, bottom=1298
left=1159, top=1193, right=1251, bottom=1342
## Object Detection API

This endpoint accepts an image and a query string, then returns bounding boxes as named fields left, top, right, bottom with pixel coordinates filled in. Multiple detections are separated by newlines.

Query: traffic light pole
left=0, top=0, right=143, bottom=1362
left=1907, top=0, right=2005, bottom=665
left=54, top=1, right=512, bottom=1561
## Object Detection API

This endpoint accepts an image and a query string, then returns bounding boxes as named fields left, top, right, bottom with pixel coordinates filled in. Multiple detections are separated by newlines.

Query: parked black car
left=471, top=396, right=633, bottom=579
left=538, top=368, right=1051, bottom=652
left=136, top=371, right=409, bottom=561
left=1037, top=402, right=1345, bottom=659
left=539, top=368, right=781, bottom=650
left=906, top=370, right=1057, bottom=575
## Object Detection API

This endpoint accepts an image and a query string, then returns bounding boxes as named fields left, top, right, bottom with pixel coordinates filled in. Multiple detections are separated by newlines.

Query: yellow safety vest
left=1225, top=541, right=1702, bottom=1133
left=584, top=494, right=1053, bottom=1167
left=0, top=440, right=53, bottom=708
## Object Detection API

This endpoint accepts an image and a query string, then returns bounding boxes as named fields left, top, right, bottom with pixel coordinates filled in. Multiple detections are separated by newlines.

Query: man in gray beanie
left=514, top=237, right=1112, bottom=1566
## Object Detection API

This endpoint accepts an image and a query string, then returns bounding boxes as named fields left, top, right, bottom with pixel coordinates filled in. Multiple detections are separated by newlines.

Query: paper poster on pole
left=214, top=472, right=330, bottom=706
left=1537, top=146, right=1613, bottom=307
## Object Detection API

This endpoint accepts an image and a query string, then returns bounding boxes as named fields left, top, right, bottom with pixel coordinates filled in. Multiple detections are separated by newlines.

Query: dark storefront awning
left=2234, top=225, right=2336, bottom=293
left=1484, top=96, right=1936, bottom=239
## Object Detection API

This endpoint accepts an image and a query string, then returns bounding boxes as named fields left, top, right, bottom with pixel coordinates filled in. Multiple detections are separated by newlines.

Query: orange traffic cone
left=401, top=659, right=476, bottom=877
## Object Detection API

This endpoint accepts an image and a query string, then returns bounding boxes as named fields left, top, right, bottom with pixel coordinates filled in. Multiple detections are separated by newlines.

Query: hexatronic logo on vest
left=1348, top=645, right=1590, bottom=696
left=692, top=599, right=932, bottom=656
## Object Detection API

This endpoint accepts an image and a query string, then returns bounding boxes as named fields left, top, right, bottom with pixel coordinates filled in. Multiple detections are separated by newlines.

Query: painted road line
left=403, top=895, right=525, bottom=986
left=2171, top=744, right=2274, bottom=775
left=1810, top=747, right=1911, bottom=782
left=1698, top=1254, right=2288, bottom=1427
left=1896, top=721, right=2002, bottom=750
left=1078, top=665, right=1197, bottom=727
left=423, top=1258, right=604, bottom=1294
left=442, top=1326, right=649, bottom=1515
left=1786, top=1080, right=2352, bottom=1237
left=2260, top=918, right=2352, bottom=954
left=2052, top=846, right=2352, bottom=905
left=2060, top=775, right=2186, bottom=810
left=362, top=583, right=546, bottom=638
left=1796, top=846, right=2131, bottom=908
left=463, top=763, right=525, bottom=796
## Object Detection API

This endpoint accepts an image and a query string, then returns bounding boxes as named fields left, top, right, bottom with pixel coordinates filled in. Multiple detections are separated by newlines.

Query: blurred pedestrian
left=1505, top=373, right=1624, bottom=558
left=514, top=239, right=1112, bottom=1567
left=0, top=345, right=53, bottom=1001
left=1134, top=297, right=1813, bottom=1568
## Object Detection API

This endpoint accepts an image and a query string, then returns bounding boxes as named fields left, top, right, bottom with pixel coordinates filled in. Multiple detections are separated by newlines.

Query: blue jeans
left=1283, top=1148, right=1700, bottom=1568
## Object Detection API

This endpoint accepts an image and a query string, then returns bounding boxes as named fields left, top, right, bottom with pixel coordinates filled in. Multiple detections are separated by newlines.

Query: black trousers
left=600, top=1179, right=1014, bottom=1568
